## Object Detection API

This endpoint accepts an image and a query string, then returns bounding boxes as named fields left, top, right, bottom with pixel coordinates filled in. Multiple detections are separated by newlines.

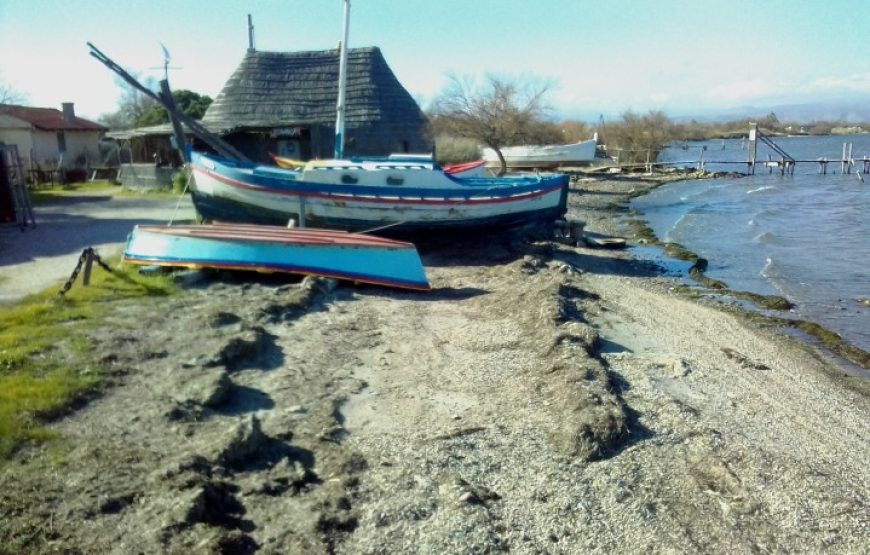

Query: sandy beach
left=1, top=173, right=868, bottom=554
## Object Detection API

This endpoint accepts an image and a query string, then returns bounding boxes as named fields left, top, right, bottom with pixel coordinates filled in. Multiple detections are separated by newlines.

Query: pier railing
left=606, top=124, right=868, bottom=177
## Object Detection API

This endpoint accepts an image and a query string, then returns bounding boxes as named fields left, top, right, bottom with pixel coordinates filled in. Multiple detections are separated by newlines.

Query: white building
left=0, top=103, right=107, bottom=174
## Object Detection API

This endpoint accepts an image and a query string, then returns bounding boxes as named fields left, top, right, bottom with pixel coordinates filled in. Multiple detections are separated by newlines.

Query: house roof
left=0, top=104, right=107, bottom=132
left=200, top=47, right=426, bottom=133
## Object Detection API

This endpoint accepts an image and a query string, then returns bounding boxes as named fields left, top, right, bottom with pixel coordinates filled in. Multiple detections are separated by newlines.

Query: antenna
left=148, top=41, right=182, bottom=81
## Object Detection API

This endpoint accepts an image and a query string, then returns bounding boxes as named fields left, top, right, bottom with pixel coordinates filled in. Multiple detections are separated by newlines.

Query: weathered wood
left=87, top=42, right=250, bottom=162
left=159, top=79, right=188, bottom=163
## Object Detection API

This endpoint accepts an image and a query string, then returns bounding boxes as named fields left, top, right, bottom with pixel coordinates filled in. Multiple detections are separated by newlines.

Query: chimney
left=61, top=102, right=75, bottom=122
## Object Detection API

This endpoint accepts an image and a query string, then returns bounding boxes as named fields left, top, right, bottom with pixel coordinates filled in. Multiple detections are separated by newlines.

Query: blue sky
left=1, top=0, right=869, bottom=121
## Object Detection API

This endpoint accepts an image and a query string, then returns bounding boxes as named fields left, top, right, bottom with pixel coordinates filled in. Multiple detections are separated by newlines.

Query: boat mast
left=334, top=0, right=351, bottom=159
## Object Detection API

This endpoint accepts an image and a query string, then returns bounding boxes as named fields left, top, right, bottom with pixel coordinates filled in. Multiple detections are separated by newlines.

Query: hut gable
left=200, top=47, right=429, bottom=159
left=202, top=47, right=425, bottom=131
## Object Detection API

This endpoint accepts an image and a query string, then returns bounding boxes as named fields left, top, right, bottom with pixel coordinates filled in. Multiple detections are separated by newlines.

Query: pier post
left=848, top=143, right=854, bottom=174
left=842, top=143, right=847, bottom=174
left=818, top=158, right=827, bottom=174
left=748, top=124, right=758, bottom=174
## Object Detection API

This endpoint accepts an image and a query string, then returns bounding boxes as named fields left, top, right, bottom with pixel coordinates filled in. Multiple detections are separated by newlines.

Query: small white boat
left=483, top=139, right=598, bottom=169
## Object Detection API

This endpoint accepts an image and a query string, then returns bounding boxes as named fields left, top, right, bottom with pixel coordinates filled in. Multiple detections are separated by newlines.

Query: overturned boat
left=122, top=223, right=430, bottom=291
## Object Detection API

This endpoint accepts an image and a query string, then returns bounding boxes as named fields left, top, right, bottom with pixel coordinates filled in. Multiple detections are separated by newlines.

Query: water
left=631, top=134, right=870, bottom=352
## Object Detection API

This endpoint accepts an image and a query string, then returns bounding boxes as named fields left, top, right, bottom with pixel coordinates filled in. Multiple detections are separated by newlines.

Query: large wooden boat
left=189, top=150, right=569, bottom=233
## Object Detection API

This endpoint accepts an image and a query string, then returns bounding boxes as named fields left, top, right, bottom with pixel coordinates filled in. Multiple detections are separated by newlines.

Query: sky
left=2, top=0, right=869, bottom=122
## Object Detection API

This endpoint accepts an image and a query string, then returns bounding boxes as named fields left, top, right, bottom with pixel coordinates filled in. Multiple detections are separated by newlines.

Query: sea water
left=631, top=134, right=870, bottom=352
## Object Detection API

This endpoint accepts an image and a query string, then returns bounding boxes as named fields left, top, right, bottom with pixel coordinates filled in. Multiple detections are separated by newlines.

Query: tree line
left=425, top=75, right=870, bottom=170
left=3, top=74, right=865, bottom=173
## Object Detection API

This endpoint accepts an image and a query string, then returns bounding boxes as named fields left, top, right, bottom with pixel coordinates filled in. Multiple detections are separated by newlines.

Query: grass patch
left=0, top=260, right=178, bottom=459
left=28, top=180, right=183, bottom=205
left=28, top=180, right=120, bottom=204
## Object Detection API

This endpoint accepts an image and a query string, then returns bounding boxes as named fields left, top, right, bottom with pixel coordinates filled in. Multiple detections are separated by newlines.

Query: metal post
left=334, top=0, right=351, bottom=159
left=247, top=14, right=255, bottom=51
left=842, top=143, right=847, bottom=174
left=748, top=123, right=757, bottom=174
left=847, top=143, right=853, bottom=173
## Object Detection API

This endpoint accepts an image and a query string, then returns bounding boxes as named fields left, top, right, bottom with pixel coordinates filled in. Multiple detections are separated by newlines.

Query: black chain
left=57, top=248, right=113, bottom=296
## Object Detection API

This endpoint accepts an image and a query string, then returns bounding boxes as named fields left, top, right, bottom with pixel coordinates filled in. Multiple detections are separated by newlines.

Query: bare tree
left=429, top=73, right=555, bottom=175
left=0, top=78, right=28, bottom=105
left=97, top=72, right=159, bottom=129
left=604, top=110, right=675, bottom=165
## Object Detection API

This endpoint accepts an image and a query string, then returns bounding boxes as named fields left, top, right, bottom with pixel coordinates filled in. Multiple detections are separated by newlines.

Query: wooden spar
left=334, top=0, right=351, bottom=159
left=86, top=42, right=251, bottom=163
left=160, top=79, right=188, bottom=162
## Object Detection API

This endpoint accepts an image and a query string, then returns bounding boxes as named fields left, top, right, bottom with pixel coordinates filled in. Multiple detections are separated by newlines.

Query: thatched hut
left=200, top=47, right=430, bottom=163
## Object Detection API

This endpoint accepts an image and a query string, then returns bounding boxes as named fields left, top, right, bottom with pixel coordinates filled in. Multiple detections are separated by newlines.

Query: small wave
left=753, top=231, right=778, bottom=244
left=750, top=207, right=783, bottom=221
left=747, top=185, right=776, bottom=195
left=760, top=257, right=780, bottom=279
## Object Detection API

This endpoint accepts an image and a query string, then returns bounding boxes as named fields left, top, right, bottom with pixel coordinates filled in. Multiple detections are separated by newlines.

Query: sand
left=1, top=173, right=867, bottom=554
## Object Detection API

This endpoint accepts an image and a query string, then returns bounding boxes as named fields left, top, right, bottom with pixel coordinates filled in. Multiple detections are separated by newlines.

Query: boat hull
left=189, top=151, right=568, bottom=232
left=482, top=139, right=598, bottom=168
left=123, top=223, right=430, bottom=290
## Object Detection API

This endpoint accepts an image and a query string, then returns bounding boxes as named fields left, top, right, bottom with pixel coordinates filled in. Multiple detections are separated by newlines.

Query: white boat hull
left=190, top=151, right=569, bottom=232
left=483, top=139, right=598, bottom=168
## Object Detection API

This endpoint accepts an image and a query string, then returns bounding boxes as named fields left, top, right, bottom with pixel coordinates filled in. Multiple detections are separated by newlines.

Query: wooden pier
left=611, top=123, right=869, bottom=177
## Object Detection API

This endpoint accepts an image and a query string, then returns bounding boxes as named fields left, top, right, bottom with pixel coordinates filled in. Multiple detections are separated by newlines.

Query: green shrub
left=172, top=168, right=191, bottom=194
left=434, top=135, right=482, bottom=165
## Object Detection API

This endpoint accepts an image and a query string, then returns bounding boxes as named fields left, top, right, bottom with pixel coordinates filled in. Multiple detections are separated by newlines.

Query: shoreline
left=613, top=170, right=870, bottom=378
left=1, top=172, right=868, bottom=553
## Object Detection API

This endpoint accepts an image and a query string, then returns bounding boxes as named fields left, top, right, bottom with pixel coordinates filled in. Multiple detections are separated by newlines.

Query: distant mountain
left=677, top=99, right=870, bottom=124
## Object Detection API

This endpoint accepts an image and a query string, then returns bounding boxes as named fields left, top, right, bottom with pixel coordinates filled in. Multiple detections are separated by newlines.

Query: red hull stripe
left=193, top=166, right=562, bottom=206
left=136, top=224, right=416, bottom=249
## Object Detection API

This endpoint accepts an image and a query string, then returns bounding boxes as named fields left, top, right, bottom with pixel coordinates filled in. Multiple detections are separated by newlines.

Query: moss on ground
left=0, top=260, right=177, bottom=459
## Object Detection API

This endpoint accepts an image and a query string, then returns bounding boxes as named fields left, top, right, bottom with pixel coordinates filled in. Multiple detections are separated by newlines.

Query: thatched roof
left=201, top=47, right=426, bottom=133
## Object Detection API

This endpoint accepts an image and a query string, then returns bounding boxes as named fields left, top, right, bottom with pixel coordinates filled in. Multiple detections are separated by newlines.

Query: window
left=57, top=132, right=67, bottom=153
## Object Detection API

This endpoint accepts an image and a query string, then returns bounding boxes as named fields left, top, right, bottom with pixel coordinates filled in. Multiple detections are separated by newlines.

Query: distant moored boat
left=482, top=138, right=598, bottom=169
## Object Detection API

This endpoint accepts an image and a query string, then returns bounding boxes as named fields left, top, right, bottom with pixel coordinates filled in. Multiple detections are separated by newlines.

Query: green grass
left=0, top=260, right=178, bottom=459
left=29, top=180, right=183, bottom=204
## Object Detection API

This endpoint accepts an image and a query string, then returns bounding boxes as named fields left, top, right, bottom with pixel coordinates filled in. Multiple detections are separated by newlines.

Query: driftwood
left=87, top=42, right=250, bottom=162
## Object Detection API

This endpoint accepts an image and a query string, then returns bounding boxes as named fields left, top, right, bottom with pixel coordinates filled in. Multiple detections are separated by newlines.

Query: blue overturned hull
left=123, top=223, right=430, bottom=291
